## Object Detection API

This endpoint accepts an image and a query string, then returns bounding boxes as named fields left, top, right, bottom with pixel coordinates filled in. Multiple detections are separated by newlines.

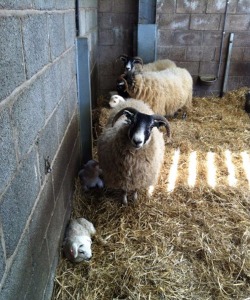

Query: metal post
left=76, top=37, right=93, bottom=164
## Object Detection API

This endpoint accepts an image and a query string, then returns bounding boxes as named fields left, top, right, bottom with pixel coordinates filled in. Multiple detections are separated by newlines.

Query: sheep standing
left=119, top=66, right=193, bottom=117
left=63, top=218, right=96, bottom=263
left=97, top=99, right=170, bottom=205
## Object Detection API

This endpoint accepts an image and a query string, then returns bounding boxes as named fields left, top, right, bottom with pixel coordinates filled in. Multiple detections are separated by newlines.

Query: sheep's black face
left=128, top=113, right=154, bottom=149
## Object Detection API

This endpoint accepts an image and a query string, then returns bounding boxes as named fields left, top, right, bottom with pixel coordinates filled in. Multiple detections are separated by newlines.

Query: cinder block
left=186, top=46, right=215, bottom=62
left=234, top=32, right=250, bottom=47
left=98, top=12, right=113, bottom=29
left=46, top=188, right=66, bottom=266
left=12, top=77, right=45, bottom=159
left=156, top=0, right=175, bottom=14
left=243, top=48, right=250, bottom=61
left=113, top=0, right=137, bottom=13
left=25, top=239, right=50, bottom=300
left=54, top=0, right=74, bottom=9
left=230, top=62, right=250, bottom=76
left=38, top=114, right=59, bottom=184
left=174, top=30, right=203, bottom=46
left=22, top=14, right=50, bottom=79
left=99, top=0, right=112, bottom=12
left=79, top=10, right=87, bottom=36
left=64, top=12, right=76, bottom=49
left=231, top=47, right=244, bottom=62
left=0, top=149, right=40, bottom=258
left=56, top=97, right=70, bottom=145
left=176, top=0, right=206, bottom=13
left=199, top=61, right=219, bottom=77
left=0, top=107, right=17, bottom=194
left=157, top=29, right=174, bottom=46
left=190, top=14, right=221, bottom=30
left=0, top=238, right=6, bottom=283
left=0, top=16, right=25, bottom=102
left=203, top=31, right=222, bottom=47
left=32, top=0, right=54, bottom=9
left=0, top=232, right=32, bottom=299
left=237, top=0, right=250, bottom=13
left=157, top=13, right=189, bottom=30
left=29, top=176, right=55, bottom=256
left=178, top=61, right=199, bottom=75
left=99, top=29, right=114, bottom=45
left=226, top=15, right=250, bottom=31
left=41, top=62, right=62, bottom=119
left=169, top=46, right=186, bottom=61
left=206, top=0, right=237, bottom=13
left=78, top=0, right=98, bottom=8
left=0, top=0, right=32, bottom=9
left=86, top=9, right=98, bottom=33
left=52, top=114, right=79, bottom=201
left=65, top=79, right=78, bottom=121
left=48, top=13, right=65, bottom=61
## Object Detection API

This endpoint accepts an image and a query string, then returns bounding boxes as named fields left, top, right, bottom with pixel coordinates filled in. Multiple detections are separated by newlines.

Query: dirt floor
left=52, top=87, right=250, bottom=300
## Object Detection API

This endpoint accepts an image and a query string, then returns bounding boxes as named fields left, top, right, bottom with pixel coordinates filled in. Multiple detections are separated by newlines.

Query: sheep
left=109, top=94, right=126, bottom=108
left=118, top=66, right=193, bottom=117
left=63, top=218, right=96, bottom=263
left=117, top=54, right=176, bottom=73
left=97, top=99, right=170, bottom=205
left=78, top=159, right=104, bottom=191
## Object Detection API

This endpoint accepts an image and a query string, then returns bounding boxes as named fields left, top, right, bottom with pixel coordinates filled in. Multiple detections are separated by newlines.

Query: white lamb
left=109, top=94, right=126, bottom=108
left=63, top=218, right=96, bottom=263
left=119, top=66, right=193, bottom=117
left=97, top=99, right=170, bottom=205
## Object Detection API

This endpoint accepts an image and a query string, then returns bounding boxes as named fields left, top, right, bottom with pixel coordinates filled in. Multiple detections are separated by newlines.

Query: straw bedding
left=53, top=87, right=250, bottom=300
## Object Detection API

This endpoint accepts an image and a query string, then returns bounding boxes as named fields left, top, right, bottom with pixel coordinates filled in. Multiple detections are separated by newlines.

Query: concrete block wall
left=98, top=0, right=138, bottom=96
left=156, top=0, right=250, bottom=96
left=0, top=1, right=80, bottom=299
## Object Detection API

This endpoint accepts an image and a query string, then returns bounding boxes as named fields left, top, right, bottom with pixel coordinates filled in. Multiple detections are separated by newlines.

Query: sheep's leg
left=122, top=191, right=128, bottom=205
left=133, top=191, right=138, bottom=202
left=147, top=185, right=154, bottom=197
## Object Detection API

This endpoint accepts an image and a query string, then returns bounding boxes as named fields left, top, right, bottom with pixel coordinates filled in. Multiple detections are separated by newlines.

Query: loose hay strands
left=52, top=87, right=250, bottom=300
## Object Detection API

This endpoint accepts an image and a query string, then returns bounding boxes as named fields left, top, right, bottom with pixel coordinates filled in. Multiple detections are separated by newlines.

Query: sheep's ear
left=153, top=115, right=171, bottom=138
left=70, top=243, right=79, bottom=258
left=112, top=107, right=138, bottom=126
left=133, top=56, right=143, bottom=65
left=116, top=54, right=128, bottom=63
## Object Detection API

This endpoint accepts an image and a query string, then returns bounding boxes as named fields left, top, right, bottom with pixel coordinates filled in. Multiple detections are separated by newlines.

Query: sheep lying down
left=78, top=159, right=103, bottom=191
left=63, top=218, right=96, bottom=263
left=97, top=99, right=170, bottom=205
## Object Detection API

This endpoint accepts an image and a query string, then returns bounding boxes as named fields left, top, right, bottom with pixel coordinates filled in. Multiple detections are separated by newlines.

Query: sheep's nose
left=85, top=256, right=92, bottom=261
left=133, top=139, right=143, bottom=148
left=126, top=66, right=131, bottom=71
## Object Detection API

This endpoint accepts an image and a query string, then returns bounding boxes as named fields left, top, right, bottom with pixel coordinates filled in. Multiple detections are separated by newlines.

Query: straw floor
left=53, top=87, right=250, bottom=300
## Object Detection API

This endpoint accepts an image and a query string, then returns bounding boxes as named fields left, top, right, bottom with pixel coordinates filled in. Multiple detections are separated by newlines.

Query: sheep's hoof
left=182, top=112, right=187, bottom=119
left=122, top=194, right=128, bottom=205
left=147, top=186, right=154, bottom=197
left=133, top=191, right=138, bottom=202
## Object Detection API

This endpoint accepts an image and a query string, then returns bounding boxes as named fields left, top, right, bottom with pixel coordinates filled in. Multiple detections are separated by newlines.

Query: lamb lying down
left=78, top=159, right=104, bottom=191
left=63, top=218, right=96, bottom=262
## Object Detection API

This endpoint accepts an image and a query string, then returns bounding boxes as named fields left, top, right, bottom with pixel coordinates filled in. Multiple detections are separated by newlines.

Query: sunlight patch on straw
left=207, top=152, right=216, bottom=188
left=167, top=148, right=180, bottom=192
left=188, top=151, right=197, bottom=187
left=241, top=151, right=250, bottom=188
left=224, top=150, right=237, bottom=187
